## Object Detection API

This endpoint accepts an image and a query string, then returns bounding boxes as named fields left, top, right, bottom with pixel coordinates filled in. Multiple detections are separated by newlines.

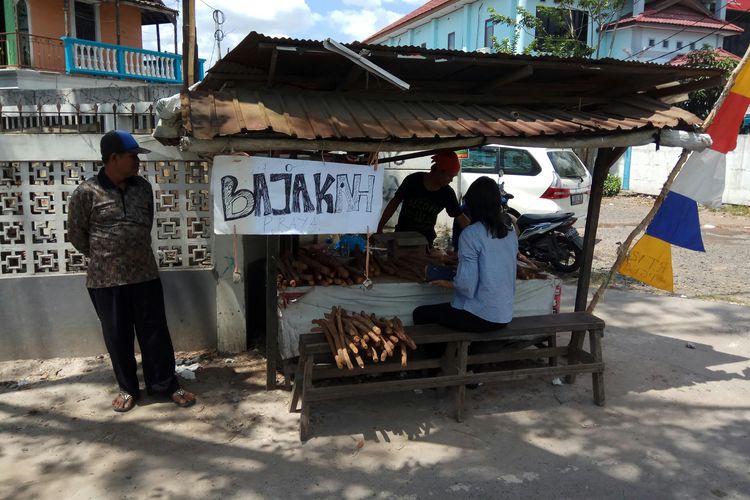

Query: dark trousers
left=88, top=279, right=179, bottom=399
left=413, top=302, right=507, bottom=332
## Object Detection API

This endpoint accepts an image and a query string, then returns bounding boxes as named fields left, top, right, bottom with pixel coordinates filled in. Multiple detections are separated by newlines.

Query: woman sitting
left=413, top=176, right=518, bottom=332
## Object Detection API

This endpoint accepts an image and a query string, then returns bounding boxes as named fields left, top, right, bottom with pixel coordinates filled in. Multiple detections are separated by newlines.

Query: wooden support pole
left=266, top=235, right=280, bottom=390
left=567, top=146, right=625, bottom=384
left=574, top=146, right=627, bottom=312
left=182, top=0, right=196, bottom=88
left=115, top=0, right=121, bottom=46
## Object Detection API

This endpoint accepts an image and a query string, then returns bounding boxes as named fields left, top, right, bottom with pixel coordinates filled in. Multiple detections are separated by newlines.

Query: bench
left=290, top=311, right=605, bottom=441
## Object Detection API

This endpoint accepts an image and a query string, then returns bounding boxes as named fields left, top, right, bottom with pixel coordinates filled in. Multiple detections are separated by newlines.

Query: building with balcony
left=363, top=0, right=743, bottom=64
left=1, top=0, right=202, bottom=89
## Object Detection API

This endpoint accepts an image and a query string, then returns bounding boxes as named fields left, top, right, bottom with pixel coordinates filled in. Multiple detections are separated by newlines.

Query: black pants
left=88, top=279, right=179, bottom=399
left=413, top=302, right=507, bottom=332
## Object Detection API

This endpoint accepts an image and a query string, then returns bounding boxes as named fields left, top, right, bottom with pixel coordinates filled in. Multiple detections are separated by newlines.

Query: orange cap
left=431, top=151, right=460, bottom=175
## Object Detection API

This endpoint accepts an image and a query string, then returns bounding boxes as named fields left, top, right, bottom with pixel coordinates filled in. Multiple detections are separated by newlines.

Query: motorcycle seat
left=516, top=212, right=575, bottom=227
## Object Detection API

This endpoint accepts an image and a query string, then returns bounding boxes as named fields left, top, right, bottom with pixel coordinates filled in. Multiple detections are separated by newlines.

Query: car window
left=460, top=147, right=498, bottom=173
left=499, top=149, right=540, bottom=176
left=547, top=151, right=588, bottom=178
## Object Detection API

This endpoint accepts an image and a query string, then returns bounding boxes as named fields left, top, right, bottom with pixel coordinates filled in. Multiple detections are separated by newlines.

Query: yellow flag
left=618, top=234, right=674, bottom=292
left=731, top=58, right=750, bottom=98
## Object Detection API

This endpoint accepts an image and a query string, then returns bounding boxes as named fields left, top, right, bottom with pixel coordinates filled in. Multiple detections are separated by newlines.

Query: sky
left=142, top=0, right=423, bottom=70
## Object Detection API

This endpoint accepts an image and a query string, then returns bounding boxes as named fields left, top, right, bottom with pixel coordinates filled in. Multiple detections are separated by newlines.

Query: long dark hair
left=464, top=176, right=511, bottom=239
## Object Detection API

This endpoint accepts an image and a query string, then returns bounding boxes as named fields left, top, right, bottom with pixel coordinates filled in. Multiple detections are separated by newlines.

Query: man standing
left=68, top=130, right=196, bottom=412
left=377, top=151, right=470, bottom=247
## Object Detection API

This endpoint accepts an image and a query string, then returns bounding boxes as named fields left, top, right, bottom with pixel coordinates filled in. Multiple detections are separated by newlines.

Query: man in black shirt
left=377, top=151, right=470, bottom=246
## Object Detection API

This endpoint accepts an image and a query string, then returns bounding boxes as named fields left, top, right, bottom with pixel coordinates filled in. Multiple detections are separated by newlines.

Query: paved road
left=589, top=195, right=750, bottom=304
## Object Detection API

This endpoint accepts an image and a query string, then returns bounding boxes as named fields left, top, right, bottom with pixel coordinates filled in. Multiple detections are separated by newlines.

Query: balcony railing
left=62, top=37, right=204, bottom=84
left=1, top=34, right=202, bottom=84
left=0, top=32, right=66, bottom=72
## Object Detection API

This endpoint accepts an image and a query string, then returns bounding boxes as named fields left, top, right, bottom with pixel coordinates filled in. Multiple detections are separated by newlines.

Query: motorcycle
left=500, top=183, right=584, bottom=273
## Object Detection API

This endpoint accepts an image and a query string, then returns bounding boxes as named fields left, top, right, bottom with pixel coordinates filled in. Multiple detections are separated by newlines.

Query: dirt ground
left=1, top=195, right=749, bottom=499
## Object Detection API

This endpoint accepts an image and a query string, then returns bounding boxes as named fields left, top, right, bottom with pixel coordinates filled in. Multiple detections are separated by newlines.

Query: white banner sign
left=212, top=155, right=384, bottom=235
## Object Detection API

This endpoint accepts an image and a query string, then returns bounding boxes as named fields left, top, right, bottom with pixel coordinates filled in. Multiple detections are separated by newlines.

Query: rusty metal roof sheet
left=180, top=32, right=717, bottom=147
left=184, top=90, right=702, bottom=142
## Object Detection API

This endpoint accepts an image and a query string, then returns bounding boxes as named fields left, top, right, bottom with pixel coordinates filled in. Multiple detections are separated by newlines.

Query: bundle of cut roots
left=277, top=247, right=457, bottom=288
left=311, top=307, right=417, bottom=370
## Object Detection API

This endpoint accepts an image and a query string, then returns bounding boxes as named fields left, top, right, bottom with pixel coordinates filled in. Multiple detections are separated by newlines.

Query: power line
left=644, top=8, right=750, bottom=62
left=621, top=2, right=749, bottom=61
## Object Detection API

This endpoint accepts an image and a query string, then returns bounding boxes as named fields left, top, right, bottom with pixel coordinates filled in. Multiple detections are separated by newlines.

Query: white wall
left=612, top=135, right=750, bottom=206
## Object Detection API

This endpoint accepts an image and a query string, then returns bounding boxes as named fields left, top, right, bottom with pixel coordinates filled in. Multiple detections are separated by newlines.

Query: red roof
left=727, top=0, right=750, bottom=11
left=602, top=3, right=743, bottom=31
left=668, top=47, right=742, bottom=65
left=363, top=0, right=457, bottom=44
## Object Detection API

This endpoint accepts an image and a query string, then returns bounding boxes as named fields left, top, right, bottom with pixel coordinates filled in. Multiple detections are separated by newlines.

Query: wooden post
left=567, top=146, right=625, bottom=383
left=156, top=24, right=161, bottom=53
left=266, top=235, right=280, bottom=390
left=115, top=0, right=121, bottom=46
left=182, top=0, right=196, bottom=88
left=574, top=147, right=627, bottom=312
left=63, top=0, right=70, bottom=37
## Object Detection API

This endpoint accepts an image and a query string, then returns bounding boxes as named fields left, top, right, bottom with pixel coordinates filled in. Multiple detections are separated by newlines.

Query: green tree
left=490, top=0, right=625, bottom=58
left=676, top=49, right=738, bottom=119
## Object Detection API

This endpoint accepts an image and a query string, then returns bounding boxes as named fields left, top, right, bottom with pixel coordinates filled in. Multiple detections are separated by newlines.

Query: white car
left=457, top=145, right=592, bottom=224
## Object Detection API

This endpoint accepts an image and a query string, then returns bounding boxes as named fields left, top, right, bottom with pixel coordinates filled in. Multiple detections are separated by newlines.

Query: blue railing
left=61, top=37, right=204, bottom=84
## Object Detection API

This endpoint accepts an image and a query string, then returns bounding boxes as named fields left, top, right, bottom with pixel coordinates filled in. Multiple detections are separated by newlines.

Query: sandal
left=112, top=392, right=136, bottom=413
left=171, top=388, right=196, bottom=408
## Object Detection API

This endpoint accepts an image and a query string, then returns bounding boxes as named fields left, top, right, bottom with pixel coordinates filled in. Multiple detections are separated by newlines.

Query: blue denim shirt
left=451, top=222, right=518, bottom=324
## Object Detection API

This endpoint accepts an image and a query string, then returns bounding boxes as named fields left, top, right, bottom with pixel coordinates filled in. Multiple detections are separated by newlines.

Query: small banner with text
left=212, top=155, right=384, bottom=235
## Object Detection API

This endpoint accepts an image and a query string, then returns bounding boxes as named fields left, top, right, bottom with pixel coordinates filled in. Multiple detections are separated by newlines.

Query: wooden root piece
left=333, top=307, right=354, bottom=370
left=393, top=317, right=417, bottom=350
left=312, top=318, right=343, bottom=369
left=400, top=343, right=408, bottom=367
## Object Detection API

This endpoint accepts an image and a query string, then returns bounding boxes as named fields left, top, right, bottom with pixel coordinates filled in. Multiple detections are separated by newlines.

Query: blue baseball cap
left=100, top=130, right=151, bottom=161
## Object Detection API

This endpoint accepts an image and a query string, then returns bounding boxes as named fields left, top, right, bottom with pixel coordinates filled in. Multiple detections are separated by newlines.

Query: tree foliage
left=489, top=0, right=625, bottom=58
left=676, top=49, right=739, bottom=119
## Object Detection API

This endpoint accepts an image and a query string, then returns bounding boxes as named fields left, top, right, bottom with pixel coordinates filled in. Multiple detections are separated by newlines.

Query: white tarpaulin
left=279, top=278, right=560, bottom=359
left=212, top=155, right=384, bottom=234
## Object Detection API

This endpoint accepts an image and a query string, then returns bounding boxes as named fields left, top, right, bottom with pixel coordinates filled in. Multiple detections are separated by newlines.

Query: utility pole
left=182, top=0, right=197, bottom=89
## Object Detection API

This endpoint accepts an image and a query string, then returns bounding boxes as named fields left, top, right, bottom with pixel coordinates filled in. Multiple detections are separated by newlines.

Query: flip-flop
left=171, top=388, right=196, bottom=408
left=112, top=392, right=136, bottom=413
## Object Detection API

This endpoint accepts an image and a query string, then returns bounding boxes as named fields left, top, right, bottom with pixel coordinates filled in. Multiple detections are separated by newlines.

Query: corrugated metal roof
left=669, top=48, right=741, bottom=65
left=184, top=90, right=702, bottom=142
left=179, top=32, right=717, bottom=148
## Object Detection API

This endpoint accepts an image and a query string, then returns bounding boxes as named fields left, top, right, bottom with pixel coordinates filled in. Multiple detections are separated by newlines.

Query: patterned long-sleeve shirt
left=67, top=169, right=159, bottom=288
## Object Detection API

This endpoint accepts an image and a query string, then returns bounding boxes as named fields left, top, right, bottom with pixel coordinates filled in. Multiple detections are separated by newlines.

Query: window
left=484, top=19, right=494, bottom=48
left=447, top=32, right=455, bottom=50
left=536, top=8, right=588, bottom=46
left=461, top=147, right=499, bottom=174
left=75, top=1, right=97, bottom=41
left=547, top=151, right=587, bottom=178
left=690, top=42, right=696, bottom=50
left=662, top=40, right=669, bottom=49
left=499, top=149, right=541, bottom=176
left=676, top=41, right=683, bottom=49
left=648, top=39, right=655, bottom=47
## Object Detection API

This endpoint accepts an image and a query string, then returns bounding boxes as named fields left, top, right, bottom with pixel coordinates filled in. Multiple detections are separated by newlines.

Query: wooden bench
left=290, top=311, right=605, bottom=440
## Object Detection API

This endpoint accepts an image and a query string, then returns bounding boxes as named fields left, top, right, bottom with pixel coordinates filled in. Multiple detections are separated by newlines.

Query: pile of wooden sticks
left=311, top=307, right=417, bottom=369
left=277, top=247, right=457, bottom=288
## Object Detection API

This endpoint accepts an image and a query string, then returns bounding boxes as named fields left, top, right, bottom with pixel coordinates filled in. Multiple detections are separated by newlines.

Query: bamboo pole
left=586, top=149, right=690, bottom=312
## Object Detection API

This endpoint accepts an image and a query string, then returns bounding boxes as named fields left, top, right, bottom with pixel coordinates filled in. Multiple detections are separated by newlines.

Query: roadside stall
left=155, top=32, right=719, bottom=400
